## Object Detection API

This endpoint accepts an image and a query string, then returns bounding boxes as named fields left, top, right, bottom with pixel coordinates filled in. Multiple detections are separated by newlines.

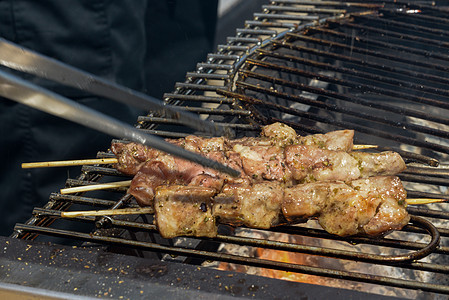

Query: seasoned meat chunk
left=282, top=181, right=344, bottom=222
left=260, top=123, right=354, bottom=151
left=128, top=154, right=215, bottom=206
left=317, top=186, right=378, bottom=236
left=213, top=181, right=283, bottom=229
left=111, top=142, right=161, bottom=175
left=285, top=145, right=361, bottom=182
left=261, top=122, right=298, bottom=146
left=281, top=176, right=409, bottom=236
left=182, top=136, right=226, bottom=153
left=232, top=144, right=292, bottom=183
left=362, top=200, right=410, bottom=236
left=350, top=151, right=406, bottom=177
left=285, top=145, right=406, bottom=183
left=154, top=186, right=218, bottom=238
left=298, top=130, right=354, bottom=152
left=349, top=176, right=409, bottom=235
left=189, top=174, right=224, bottom=191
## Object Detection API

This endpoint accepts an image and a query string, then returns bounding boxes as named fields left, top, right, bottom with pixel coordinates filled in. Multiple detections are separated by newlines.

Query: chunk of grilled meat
left=261, top=122, right=354, bottom=151
left=156, top=176, right=409, bottom=238
left=151, top=176, right=409, bottom=238
left=127, top=145, right=405, bottom=206
left=282, top=176, right=409, bottom=236
left=231, top=143, right=293, bottom=183
left=129, top=153, right=224, bottom=206
left=110, top=142, right=161, bottom=176
left=348, top=176, right=409, bottom=235
left=110, top=123, right=355, bottom=176
left=284, top=145, right=405, bottom=183
left=154, top=185, right=218, bottom=238
left=213, top=180, right=284, bottom=229
left=297, top=129, right=354, bottom=152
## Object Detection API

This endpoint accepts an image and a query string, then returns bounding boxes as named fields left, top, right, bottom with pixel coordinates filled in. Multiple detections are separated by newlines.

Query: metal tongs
left=0, top=38, right=239, bottom=177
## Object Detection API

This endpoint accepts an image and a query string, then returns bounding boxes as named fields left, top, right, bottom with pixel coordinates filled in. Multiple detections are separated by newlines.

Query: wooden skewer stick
left=22, top=158, right=118, bottom=169
left=60, top=175, right=447, bottom=204
left=406, top=198, right=447, bottom=205
left=352, top=144, right=378, bottom=150
left=61, top=207, right=153, bottom=218
left=60, top=180, right=131, bottom=195
left=60, top=197, right=446, bottom=218
left=22, top=144, right=378, bottom=169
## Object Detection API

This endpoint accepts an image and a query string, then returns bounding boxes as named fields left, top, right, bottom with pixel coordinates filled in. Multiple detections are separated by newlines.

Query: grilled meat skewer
left=128, top=144, right=405, bottom=206
left=110, top=123, right=404, bottom=206
left=154, top=176, right=409, bottom=238
left=111, top=123, right=355, bottom=176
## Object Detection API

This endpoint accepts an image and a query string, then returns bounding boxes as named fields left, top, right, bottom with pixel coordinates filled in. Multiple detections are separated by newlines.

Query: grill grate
left=12, top=1, right=449, bottom=297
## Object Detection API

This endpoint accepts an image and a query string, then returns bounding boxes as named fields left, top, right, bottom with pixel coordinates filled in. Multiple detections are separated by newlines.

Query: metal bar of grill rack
left=7, top=1, right=449, bottom=298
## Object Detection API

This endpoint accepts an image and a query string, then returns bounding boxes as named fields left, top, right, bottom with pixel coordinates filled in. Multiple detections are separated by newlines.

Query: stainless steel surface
left=0, top=38, right=228, bottom=137
left=0, top=69, right=239, bottom=177
left=1, top=236, right=400, bottom=300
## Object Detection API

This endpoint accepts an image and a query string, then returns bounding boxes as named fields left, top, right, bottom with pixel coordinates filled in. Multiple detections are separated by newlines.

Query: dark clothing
left=0, top=0, right=217, bottom=236
left=143, top=0, right=218, bottom=99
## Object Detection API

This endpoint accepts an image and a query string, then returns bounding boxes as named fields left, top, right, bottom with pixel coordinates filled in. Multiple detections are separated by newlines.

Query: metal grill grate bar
left=12, top=217, right=449, bottom=295
left=12, top=2, right=449, bottom=297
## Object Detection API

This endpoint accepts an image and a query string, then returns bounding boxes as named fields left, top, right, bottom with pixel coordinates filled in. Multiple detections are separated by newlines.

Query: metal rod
left=246, top=57, right=449, bottom=111
left=273, top=40, right=449, bottom=86
left=255, top=49, right=449, bottom=103
left=0, top=38, right=226, bottom=137
left=14, top=222, right=449, bottom=295
left=270, top=0, right=383, bottom=8
left=0, top=70, right=240, bottom=177
left=234, top=77, right=449, bottom=143
left=31, top=207, right=447, bottom=266
left=287, top=32, right=449, bottom=72
left=238, top=69, right=449, bottom=127
left=229, top=74, right=449, bottom=154
left=328, top=16, right=449, bottom=49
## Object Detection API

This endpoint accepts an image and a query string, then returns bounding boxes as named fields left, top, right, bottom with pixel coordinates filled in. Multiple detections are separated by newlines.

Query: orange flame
left=218, top=232, right=324, bottom=285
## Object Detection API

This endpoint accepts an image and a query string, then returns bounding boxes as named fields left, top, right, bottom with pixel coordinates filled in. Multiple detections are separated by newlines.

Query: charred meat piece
left=154, top=185, right=218, bottom=238
left=111, top=136, right=225, bottom=176
left=317, top=185, right=380, bottom=237
left=181, top=135, right=226, bottom=153
left=129, top=153, right=222, bottom=206
left=283, top=181, right=341, bottom=223
left=282, top=176, right=409, bottom=236
left=260, top=123, right=354, bottom=151
left=213, top=180, right=284, bottom=229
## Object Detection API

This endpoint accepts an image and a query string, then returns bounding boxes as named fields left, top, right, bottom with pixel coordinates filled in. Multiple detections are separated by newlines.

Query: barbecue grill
left=3, top=1, right=449, bottom=299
